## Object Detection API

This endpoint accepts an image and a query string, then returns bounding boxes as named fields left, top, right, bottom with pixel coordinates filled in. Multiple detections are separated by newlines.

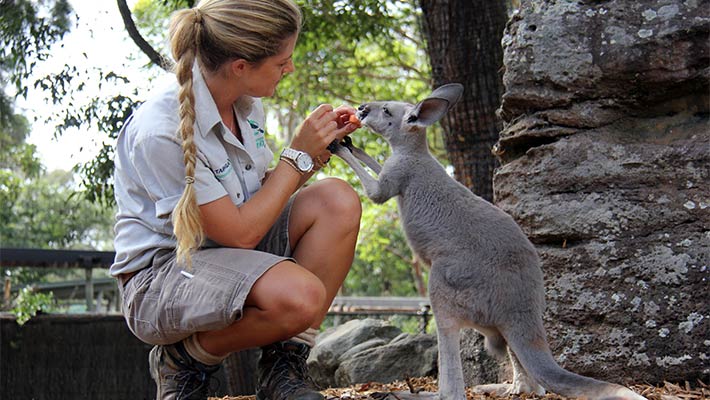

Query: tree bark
left=419, top=0, right=507, bottom=202
left=116, top=0, right=174, bottom=72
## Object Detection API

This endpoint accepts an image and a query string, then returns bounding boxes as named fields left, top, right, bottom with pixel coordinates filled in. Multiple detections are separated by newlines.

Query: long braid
left=169, top=8, right=204, bottom=267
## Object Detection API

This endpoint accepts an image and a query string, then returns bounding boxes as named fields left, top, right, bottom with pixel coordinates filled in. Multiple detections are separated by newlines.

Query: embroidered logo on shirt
left=213, top=160, right=233, bottom=180
left=248, top=119, right=266, bottom=149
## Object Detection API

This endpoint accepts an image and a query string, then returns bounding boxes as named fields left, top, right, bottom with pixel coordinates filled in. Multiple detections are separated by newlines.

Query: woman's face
left=242, top=34, right=297, bottom=97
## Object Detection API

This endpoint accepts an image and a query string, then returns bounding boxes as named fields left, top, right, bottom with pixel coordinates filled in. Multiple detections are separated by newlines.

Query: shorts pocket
left=121, top=268, right=167, bottom=344
left=164, top=259, right=246, bottom=337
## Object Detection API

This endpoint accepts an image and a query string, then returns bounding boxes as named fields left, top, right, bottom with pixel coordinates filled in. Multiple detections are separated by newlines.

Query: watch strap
left=279, top=156, right=303, bottom=175
left=280, top=148, right=309, bottom=175
left=280, top=147, right=300, bottom=161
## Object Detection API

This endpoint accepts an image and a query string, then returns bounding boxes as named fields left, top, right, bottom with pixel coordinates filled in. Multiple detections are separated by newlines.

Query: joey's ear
left=428, top=83, right=464, bottom=106
left=405, top=83, right=464, bottom=128
left=405, top=98, right=449, bottom=127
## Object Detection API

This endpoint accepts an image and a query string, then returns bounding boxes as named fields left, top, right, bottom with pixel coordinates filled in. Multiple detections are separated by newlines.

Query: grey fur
left=333, top=84, right=646, bottom=400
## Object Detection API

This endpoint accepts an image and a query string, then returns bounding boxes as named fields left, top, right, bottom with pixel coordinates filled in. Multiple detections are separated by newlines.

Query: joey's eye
left=383, top=107, right=392, bottom=117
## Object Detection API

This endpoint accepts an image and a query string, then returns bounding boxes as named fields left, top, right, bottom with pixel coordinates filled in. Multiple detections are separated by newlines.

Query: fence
left=1, top=248, right=116, bottom=312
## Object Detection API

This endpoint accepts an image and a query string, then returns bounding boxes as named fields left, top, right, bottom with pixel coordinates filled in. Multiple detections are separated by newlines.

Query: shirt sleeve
left=131, top=133, right=228, bottom=218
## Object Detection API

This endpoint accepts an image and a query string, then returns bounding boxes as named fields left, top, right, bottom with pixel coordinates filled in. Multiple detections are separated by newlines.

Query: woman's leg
left=253, top=178, right=360, bottom=400
left=196, top=178, right=361, bottom=356
left=197, top=260, right=326, bottom=356
left=287, top=177, right=362, bottom=325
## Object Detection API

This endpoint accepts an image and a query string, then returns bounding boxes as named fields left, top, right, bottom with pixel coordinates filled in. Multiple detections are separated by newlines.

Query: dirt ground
left=211, top=377, right=709, bottom=400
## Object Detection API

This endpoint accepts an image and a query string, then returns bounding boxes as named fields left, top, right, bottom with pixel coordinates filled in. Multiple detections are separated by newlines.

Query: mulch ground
left=211, top=377, right=709, bottom=400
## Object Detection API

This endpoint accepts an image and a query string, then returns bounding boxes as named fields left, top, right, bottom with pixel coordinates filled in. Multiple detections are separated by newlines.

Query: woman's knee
left=277, top=274, right=325, bottom=334
left=250, top=262, right=326, bottom=332
left=312, top=178, right=362, bottom=225
left=280, top=271, right=326, bottom=319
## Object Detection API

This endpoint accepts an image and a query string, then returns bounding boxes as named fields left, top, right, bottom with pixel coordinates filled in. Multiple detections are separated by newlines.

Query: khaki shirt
left=111, top=63, right=273, bottom=275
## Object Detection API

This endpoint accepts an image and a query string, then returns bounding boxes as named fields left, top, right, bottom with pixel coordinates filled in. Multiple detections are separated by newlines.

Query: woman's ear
left=229, top=59, right=250, bottom=77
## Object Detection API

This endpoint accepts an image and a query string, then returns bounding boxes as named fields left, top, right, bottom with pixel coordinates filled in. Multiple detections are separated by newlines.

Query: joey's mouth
left=356, top=113, right=374, bottom=133
left=356, top=103, right=369, bottom=121
left=355, top=113, right=373, bottom=132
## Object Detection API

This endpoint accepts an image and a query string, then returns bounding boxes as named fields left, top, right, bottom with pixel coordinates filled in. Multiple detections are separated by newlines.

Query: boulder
left=333, top=331, right=437, bottom=388
left=487, top=0, right=709, bottom=385
left=308, top=318, right=437, bottom=388
left=308, top=318, right=403, bottom=388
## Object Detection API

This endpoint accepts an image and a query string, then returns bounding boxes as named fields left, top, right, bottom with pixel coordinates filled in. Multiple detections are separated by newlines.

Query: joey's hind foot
left=376, top=391, right=438, bottom=399
left=472, top=382, right=545, bottom=396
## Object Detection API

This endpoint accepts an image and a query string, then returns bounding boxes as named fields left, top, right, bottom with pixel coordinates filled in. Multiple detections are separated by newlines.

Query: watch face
left=296, top=154, right=313, bottom=171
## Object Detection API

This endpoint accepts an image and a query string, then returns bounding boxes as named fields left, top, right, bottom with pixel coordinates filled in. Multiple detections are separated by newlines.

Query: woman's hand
left=290, top=104, right=360, bottom=158
left=334, top=104, right=360, bottom=133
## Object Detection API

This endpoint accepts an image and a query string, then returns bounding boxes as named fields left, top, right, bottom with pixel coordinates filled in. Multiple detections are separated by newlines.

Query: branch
left=116, top=0, right=174, bottom=72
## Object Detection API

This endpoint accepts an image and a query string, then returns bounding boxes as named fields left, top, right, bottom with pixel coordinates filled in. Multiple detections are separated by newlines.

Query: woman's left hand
left=310, top=105, right=359, bottom=169
left=334, top=105, right=360, bottom=136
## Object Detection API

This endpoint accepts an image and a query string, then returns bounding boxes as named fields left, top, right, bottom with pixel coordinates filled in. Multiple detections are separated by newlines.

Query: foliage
left=11, top=287, right=56, bottom=325
left=0, top=0, right=116, bottom=293
left=0, top=0, right=73, bottom=123
left=0, top=169, right=116, bottom=287
left=35, top=65, right=140, bottom=204
left=346, top=201, right=424, bottom=296
left=1, top=170, right=115, bottom=251
left=270, top=1, right=429, bottom=142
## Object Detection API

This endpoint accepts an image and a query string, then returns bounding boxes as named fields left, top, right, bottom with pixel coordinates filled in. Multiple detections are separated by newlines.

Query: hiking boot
left=149, top=342, right=220, bottom=400
left=256, top=341, right=324, bottom=400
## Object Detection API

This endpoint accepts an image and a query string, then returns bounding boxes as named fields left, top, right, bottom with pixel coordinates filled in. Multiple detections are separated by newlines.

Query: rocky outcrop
left=308, top=319, right=437, bottom=389
left=489, top=0, right=709, bottom=385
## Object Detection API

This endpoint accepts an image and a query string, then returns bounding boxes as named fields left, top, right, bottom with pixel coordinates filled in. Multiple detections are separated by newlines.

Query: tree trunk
left=419, top=0, right=507, bottom=202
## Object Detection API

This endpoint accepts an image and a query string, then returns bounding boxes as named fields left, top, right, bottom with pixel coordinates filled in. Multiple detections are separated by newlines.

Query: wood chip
left=210, top=378, right=710, bottom=400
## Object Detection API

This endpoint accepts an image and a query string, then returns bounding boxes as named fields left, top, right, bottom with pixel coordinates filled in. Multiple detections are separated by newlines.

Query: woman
left=110, top=1, right=361, bottom=399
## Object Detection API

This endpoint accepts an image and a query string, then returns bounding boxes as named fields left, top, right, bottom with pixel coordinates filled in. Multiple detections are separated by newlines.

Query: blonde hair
left=168, top=0, right=302, bottom=266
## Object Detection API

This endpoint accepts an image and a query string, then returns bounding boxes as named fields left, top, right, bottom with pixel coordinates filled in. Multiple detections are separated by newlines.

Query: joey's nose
left=357, top=104, right=369, bottom=119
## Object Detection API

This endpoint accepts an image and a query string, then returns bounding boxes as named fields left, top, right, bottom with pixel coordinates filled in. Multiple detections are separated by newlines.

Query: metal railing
left=1, top=248, right=116, bottom=312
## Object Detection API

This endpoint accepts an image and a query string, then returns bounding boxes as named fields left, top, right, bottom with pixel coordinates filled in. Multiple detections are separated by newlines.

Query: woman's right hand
left=290, top=104, right=350, bottom=157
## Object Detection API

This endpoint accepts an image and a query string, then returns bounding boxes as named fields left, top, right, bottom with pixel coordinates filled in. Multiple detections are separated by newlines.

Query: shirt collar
left=191, top=61, right=256, bottom=138
left=192, top=62, right=221, bottom=138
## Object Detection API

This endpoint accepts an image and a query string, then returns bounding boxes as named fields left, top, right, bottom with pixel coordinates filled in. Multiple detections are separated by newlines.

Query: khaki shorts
left=119, top=200, right=294, bottom=345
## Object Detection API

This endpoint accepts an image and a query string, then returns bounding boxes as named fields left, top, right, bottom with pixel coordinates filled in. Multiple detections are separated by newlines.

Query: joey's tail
left=504, top=328, right=647, bottom=400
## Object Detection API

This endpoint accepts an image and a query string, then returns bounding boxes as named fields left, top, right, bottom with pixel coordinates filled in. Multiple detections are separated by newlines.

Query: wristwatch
left=280, top=147, right=314, bottom=174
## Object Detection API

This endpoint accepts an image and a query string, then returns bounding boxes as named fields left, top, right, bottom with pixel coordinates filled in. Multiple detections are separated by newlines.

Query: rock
left=333, top=332, right=438, bottom=388
left=487, top=0, right=709, bottom=385
left=497, top=0, right=709, bottom=163
left=460, top=329, right=505, bottom=385
left=339, top=337, right=390, bottom=362
left=308, top=318, right=403, bottom=388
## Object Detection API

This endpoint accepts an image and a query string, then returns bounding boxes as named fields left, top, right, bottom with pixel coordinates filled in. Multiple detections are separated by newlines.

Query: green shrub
left=11, top=288, right=56, bottom=325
